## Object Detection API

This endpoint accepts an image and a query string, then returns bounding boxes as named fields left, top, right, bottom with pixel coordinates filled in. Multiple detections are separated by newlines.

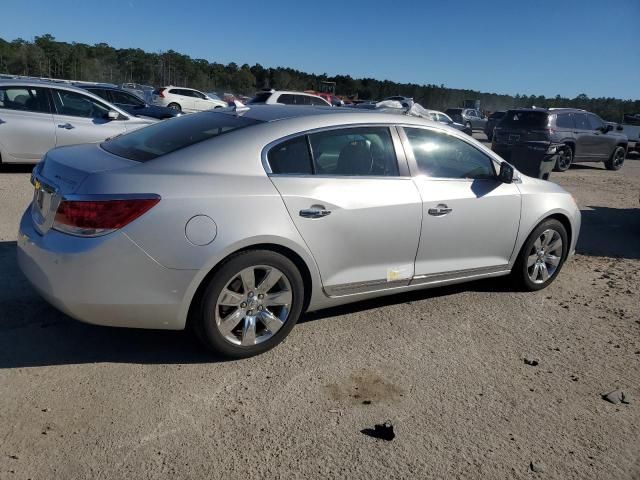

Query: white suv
left=152, top=86, right=227, bottom=113
left=247, top=90, right=331, bottom=106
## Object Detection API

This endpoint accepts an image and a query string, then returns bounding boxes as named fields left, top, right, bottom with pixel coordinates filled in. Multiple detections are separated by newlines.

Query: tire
left=553, top=145, right=573, bottom=172
left=486, top=132, right=493, bottom=142
left=167, top=102, right=181, bottom=112
left=465, top=121, right=472, bottom=131
left=512, top=218, right=568, bottom=291
left=605, top=146, right=625, bottom=171
left=195, top=250, right=305, bottom=358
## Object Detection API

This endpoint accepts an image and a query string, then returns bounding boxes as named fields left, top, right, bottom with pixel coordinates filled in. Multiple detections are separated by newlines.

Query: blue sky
left=3, top=0, right=639, bottom=99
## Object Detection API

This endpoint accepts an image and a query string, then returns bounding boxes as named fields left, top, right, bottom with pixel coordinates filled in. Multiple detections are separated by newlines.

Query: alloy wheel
left=215, top=265, right=293, bottom=346
left=527, top=229, right=563, bottom=284
left=556, top=148, right=572, bottom=171
left=614, top=148, right=625, bottom=168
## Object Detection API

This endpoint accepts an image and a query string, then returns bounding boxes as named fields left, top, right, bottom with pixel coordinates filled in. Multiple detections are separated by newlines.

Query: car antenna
left=229, top=99, right=250, bottom=116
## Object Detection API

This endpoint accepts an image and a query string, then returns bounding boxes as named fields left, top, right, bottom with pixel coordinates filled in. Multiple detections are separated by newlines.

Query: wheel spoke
left=263, top=290, right=292, bottom=307
left=218, top=288, right=244, bottom=306
left=545, top=254, right=560, bottom=267
left=539, top=263, right=550, bottom=281
left=260, top=309, right=284, bottom=334
left=218, top=309, right=244, bottom=336
left=527, top=254, right=538, bottom=267
left=542, top=230, right=554, bottom=247
left=241, top=316, right=257, bottom=346
left=547, top=238, right=562, bottom=253
left=240, top=268, right=255, bottom=292
left=533, top=238, right=542, bottom=251
left=531, top=263, right=540, bottom=281
left=257, top=268, right=282, bottom=294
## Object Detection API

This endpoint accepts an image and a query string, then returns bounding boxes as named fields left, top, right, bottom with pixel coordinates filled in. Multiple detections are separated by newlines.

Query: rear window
left=247, top=92, right=272, bottom=104
left=101, top=112, right=263, bottom=162
left=501, top=110, right=549, bottom=129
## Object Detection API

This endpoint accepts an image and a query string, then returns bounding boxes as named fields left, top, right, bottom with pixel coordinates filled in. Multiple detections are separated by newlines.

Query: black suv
left=492, top=108, right=627, bottom=172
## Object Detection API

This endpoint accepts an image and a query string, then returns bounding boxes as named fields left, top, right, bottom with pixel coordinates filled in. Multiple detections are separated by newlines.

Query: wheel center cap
left=247, top=297, right=260, bottom=310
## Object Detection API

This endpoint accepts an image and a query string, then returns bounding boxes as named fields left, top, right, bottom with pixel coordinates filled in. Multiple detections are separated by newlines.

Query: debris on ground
left=361, top=421, right=395, bottom=441
left=524, top=356, right=539, bottom=366
left=602, top=390, right=630, bottom=405
left=530, top=461, right=545, bottom=473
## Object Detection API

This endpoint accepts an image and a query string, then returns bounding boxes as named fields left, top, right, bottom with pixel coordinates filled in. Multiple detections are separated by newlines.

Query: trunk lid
left=31, top=144, right=139, bottom=235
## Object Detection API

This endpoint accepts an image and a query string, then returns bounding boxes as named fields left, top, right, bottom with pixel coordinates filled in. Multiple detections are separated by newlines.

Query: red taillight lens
left=53, top=197, right=160, bottom=237
left=159, top=89, right=165, bottom=98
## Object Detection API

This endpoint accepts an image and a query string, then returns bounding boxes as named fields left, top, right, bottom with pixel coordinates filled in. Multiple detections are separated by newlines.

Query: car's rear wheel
left=486, top=131, right=493, bottom=141
left=168, top=102, right=181, bottom=112
left=605, top=146, right=625, bottom=171
left=196, top=250, right=305, bottom=358
left=512, top=219, right=568, bottom=291
left=553, top=145, right=573, bottom=172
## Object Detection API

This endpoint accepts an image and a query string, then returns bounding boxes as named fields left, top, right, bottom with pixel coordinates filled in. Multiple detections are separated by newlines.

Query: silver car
left=0, top=80, right=156, bottom=164
left=17, top=105, right=581, bottom=358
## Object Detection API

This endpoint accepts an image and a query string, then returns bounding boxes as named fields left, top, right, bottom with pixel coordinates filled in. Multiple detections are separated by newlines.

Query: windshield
left=501, top=110, right=549, bottom=128
left=101, top=111, right=263, bottom=162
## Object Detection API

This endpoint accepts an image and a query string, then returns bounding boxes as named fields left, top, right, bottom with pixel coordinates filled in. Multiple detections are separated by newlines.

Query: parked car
left=492, top=108, right=628, bottom=172
left=76, top=84, right=179, bottom=120
left=445, top=108, right=487, bottom=131
left=18, top=105, right=581, bottom=358
left=422, top=109, right=473, bottom=136
left=247, top=90, right=331, bottom=106
left=484, top=111, right=506, bottom=141
left=121, top=83, right=154, bottom=104
left=0, top=80, right=156, bottom=164
left=152, top=86, right=227, bottom=112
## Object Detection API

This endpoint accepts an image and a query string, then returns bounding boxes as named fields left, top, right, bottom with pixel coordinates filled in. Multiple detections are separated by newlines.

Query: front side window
left=0, top=86, right=51, bottom=113
left=52, top=90, right=111, bottom=118
left=573, top=113, right=590, bottom=130
left=309, top=96, right=328, bottom=106
left=102, top=111, right=262, bottom=162
left=247, top=92, right=272, bottom=104
left=587, top=113, right=604, bottom=130
left=309, top=127, right=399, bottom=176
left=110, top=90, right=144, bottom=106
left=404, top=127, right=495, bottom=180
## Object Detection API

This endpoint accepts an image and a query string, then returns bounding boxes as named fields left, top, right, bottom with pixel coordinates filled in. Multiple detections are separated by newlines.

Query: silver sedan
left=17, top=105, right=581, bottom=358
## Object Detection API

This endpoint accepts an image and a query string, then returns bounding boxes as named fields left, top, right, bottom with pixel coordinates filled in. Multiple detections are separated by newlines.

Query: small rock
left=362, top=400, right=372, bottom=405
left=602, top=390, right=630, bottom=405
left=530, top=461, right=545, bottom=473
left=8, top=454, right=18, bottom=460
left=361, top=421, right=395, bottom=441
left=524, top=357, right=539, bottom=367
left=41, top=408, right=49, bottom=412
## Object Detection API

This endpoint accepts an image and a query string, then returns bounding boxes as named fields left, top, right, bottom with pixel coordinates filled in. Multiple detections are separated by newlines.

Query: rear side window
left=404, top=127, right=495, bottom=180
left=573, top=113, right=590, bottom=130
left=268, top=137, right=313, bottom=174
left=0, top=86, right=51, bottom=113
left=309, top=127, right=399, bottom=176
left=501, top=110, right=549, bottom=129
left=555, top=113, right=574, bottom=129
left=102, top=112, right=262, bottom=162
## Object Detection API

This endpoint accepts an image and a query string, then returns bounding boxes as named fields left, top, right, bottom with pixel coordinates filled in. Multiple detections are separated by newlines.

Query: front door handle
left=299, top=206, right=331, bottom=218
left=0, top=118, right=6, bottom=125
left=428, top=204, right=453, bottom=216
left=58, top=123, right=74, bottom=130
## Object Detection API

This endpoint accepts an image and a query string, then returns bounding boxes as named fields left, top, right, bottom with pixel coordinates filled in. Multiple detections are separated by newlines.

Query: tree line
left=1, top=34, right=638, bottom=122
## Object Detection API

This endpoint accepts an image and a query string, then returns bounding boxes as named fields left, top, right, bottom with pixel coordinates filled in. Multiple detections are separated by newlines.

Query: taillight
left=158, top=89, right=165, bottom=98
left=53, top=196, right=160, bottom=237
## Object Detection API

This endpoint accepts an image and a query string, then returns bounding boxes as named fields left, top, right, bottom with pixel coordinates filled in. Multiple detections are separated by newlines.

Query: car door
left=572, top=112, right=595, bottom=161
left=191, top=90, right=213, bottom=111
left=400, top=126, right=521, bottom=278
left=50, top=89, right=127, bottom=147
left=586, top=113, right=616, bottom=159
left=170, top=89, right=195, bottom=112
left=266, top=126, right=423, bottom=295
left=0, top=85, right=55, bottom=163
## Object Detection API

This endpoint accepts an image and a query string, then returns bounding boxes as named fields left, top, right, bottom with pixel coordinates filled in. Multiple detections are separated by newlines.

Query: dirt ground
left=0, top=139, right=639, bottom=480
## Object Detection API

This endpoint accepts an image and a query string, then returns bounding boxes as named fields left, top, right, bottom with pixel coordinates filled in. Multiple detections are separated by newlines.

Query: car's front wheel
left=465, top=121, right=472, bottom=131
left=605, top=146, right=625, bottom=171
left=512, top=219, right=568, bottom=291
left=196, top=250, right=305, bottom=358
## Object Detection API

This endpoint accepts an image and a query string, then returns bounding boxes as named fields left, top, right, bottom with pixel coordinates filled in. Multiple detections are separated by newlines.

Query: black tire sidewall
left=197, top=250, right=305, bottom=358
left=514, top=219, right=569, bottom=291
left=168, top=103, right=181, bottom=111
left=606, top=147, right=624, bottom=170
left=554, top=147, right=572, bottom=172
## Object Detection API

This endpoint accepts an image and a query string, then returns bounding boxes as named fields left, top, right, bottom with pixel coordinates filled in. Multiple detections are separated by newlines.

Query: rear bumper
left=17, top=209, right=196, bottom=330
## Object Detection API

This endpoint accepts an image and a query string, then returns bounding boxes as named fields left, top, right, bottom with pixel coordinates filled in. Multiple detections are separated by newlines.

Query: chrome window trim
left=262, top=123, right=410, bottom=178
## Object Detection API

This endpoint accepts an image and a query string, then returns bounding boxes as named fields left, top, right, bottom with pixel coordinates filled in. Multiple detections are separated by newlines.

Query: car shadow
left=0, top=163, right=35, bottom=174
left=577, top=206, right=640, bottom=259
left=0, top=240, right=515, bottom=369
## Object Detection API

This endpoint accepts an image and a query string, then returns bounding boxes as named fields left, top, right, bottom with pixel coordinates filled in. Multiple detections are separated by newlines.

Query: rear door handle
left=299, top=207, right=331, bottom=218
left=428, top=204, right=453, bottom=216
left=58, top=123, right=74, bottom=130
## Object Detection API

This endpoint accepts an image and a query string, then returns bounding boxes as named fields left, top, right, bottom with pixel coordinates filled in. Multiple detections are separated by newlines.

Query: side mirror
left=498, top=162, right=514, bottom=183
left=606, top=124, right=613, bottom=132
left=107, top=110, right=120, bottom=120
left=616, top=124, right=624, bottom=131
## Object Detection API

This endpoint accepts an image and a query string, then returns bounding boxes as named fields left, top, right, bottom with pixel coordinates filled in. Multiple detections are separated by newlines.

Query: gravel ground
left=1, top=142, right=639, bottom=480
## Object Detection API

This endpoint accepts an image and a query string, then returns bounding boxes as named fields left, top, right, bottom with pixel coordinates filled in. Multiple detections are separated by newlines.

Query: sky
left=2, top=0, right=639, bottom=100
